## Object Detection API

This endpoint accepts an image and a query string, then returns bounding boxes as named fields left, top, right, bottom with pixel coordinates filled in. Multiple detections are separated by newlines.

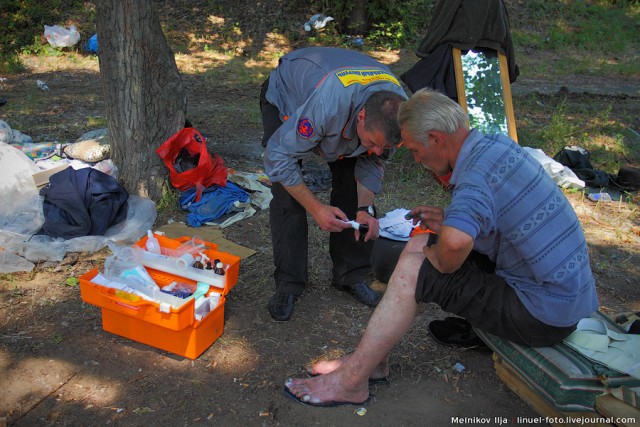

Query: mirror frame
left=453, top=47, right=518, bottom=142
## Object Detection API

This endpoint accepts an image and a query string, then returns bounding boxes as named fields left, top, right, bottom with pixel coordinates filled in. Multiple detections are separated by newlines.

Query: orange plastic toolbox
left=79, top=234, right=240, bottom=359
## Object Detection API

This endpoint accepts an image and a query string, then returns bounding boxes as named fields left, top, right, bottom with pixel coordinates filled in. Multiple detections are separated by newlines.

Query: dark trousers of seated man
left=417, top=244, right=577, bottom=347
left=260, top=79, right=374, bottom=296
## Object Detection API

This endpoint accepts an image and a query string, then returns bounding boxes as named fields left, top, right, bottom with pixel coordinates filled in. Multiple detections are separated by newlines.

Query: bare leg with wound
left=285, top=234, right=429, bottom=405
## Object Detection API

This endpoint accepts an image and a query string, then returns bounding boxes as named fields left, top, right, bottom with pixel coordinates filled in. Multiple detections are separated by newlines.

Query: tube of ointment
left=339, top=219, right=361, bottom=230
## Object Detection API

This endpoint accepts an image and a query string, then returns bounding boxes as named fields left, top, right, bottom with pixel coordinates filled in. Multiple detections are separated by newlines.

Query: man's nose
left=373, top=146, right=384, bottom=156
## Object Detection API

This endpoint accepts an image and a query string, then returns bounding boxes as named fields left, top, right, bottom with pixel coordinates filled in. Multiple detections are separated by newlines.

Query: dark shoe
left=428, top=317, right=489, bottom=350
left=334, top=280, right=381, bottom=307
left=268, top=291, right=296, bottom=321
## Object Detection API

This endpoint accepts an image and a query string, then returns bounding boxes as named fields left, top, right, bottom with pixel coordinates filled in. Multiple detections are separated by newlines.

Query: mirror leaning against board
left=453, top=47, right=518, bottom=143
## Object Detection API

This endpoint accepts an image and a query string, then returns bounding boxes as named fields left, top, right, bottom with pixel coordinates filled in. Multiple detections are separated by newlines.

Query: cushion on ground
left=475, top=311, right=640, bottom=412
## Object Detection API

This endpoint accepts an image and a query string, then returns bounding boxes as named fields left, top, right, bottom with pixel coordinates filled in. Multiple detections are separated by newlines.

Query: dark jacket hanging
left=401, top=0, right=519, bottom=94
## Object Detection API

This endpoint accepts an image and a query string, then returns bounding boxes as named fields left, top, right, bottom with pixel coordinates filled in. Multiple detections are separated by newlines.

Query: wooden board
left=595, top=395, right=640, bottom=427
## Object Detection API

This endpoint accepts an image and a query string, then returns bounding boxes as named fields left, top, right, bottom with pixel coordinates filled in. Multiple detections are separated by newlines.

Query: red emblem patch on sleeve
left=297, top=117, right=314, bottom=139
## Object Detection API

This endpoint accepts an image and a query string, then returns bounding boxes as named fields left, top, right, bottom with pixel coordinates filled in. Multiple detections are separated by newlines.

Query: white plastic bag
left=523, top=147, right=586, bottom=190
left=0, top=120, right=13, bottom=144
left=0, top=142, right=44, bottom=236
left=44, top=25, right=80, bottom=48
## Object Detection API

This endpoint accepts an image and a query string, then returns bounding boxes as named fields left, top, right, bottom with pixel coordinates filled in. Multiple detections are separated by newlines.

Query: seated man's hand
left=313, top=205, right=351, bottom=232
left=355, top=211, right=379, bottom=242
left=407, top=206, right=444, bottom=233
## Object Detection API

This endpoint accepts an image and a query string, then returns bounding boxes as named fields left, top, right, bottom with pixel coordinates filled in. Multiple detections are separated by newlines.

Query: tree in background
left=95, top=0, right=185, bottom=200
left=327, top=0, right=431, bottom=48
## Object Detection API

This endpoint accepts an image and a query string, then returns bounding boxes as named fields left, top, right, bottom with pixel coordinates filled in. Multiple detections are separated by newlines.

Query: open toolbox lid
left=136, top=233, right=240, bottom=295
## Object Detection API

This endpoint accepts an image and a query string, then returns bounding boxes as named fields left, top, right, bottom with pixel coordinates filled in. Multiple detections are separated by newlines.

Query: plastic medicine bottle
left=145, top=230, right=161, bottom=254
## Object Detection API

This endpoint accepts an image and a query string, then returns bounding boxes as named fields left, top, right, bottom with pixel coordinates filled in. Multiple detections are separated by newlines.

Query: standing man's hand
left=355, top=181, right=378, bottom=242
left=282, top=183, right=350, bottom=232
left=355, top=210, right=379, bottom=242
left=313, top=205, right=352, bottom=232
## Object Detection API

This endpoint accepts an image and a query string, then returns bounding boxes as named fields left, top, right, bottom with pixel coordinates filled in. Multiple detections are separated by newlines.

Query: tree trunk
left=348, top=0, right=369, bottom=35
left=96, top=0, right=186, bottom=201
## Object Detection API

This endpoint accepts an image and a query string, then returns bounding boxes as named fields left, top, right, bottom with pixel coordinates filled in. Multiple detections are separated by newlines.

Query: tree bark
left=348, top=0, right=369, bottom=35
left=96, top=0, right=186, bottom=201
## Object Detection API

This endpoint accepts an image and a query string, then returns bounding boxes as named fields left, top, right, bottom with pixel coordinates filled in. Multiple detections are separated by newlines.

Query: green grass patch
left=85, top=116, right=106, bottom=128
left=378, top=147, right=451, bottom=213
left=156, top=186, right=181, bottom=213
left=512, top=0, right=640, bottom=77
left=0, top=273, right=16, bottom=282
left=515, top=94, right=640, bottom=174
left=0, top=53, right=26, bottom=74
left=203, top=57, right=268, bottom=86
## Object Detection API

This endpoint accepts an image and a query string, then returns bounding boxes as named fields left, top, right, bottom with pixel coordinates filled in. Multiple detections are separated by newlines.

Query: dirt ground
left=1, top=42, right=640, bottom=427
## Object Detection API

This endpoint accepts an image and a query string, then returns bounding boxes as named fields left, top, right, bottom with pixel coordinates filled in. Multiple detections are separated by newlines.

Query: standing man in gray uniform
left=260, top=47, right=407, bottom=321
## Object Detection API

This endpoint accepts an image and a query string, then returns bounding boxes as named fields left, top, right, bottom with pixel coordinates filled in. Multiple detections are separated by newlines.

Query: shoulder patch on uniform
left=297, top=117, right=314, bottom=139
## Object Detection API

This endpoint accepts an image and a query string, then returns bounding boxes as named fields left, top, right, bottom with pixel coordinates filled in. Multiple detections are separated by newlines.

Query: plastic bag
left=0, top=142, right=44, bottom=236
left=0, top=251, right=35, bottom=273
left=0, top=120, right=13, bottom=143
left=83, top=34, right=98, bottom=53
left=0, top=195, right=156, bottom=270
left=155, top=128, right=227, bottom=202
left=44, top=25, right=80, bottom=48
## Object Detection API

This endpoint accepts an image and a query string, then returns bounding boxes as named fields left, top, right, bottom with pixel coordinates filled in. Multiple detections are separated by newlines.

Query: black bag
left=553, top=145, right=594, bottom=170
left=553, top=146, right=614, bottom=188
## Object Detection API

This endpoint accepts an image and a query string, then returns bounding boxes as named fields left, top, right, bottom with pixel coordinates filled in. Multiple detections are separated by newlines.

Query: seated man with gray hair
left=283, top=88, right=599, bottom=407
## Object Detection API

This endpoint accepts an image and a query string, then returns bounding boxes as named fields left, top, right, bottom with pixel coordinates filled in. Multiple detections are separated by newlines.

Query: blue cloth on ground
left=179, top=181, right=249, bottom=227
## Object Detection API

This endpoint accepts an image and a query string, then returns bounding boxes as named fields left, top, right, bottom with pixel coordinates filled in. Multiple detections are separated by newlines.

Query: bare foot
left=307, top=353, right=389, bottom=380
left=285, top=369, right=369, bottom=406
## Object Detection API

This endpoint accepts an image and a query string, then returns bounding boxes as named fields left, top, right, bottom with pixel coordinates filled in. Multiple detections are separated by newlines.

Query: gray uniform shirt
left=264, top=47, right=407, bottom=194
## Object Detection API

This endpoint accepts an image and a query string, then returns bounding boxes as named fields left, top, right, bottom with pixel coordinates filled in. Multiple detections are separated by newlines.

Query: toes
left=285, top=378, right=309, bottom=397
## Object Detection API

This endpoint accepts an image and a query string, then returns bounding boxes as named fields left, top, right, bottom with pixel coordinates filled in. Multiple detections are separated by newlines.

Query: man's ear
left=428, top=130, right=441, bottom=144
left=357, top=108, right=366, bottom=123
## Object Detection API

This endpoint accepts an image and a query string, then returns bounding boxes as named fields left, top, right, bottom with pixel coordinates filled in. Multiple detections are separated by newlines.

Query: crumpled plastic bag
left=0, top=196, right=157, bottom=271
left=83, top=34, right=98, bottom=53
left=155, top=127, right=227, bottom=202
left=0, top=120, right=13, bottom=144
left=63, top=128, right=110, bottom=162
left=304, top=14, right=334, bottom=31
left=523, top=147, right=585, bottom=190
left=44, top=25, right=80, bottom=48
left=0, top=142, right=43, bottom=236
left=0, top=250, right=35, bottom=273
